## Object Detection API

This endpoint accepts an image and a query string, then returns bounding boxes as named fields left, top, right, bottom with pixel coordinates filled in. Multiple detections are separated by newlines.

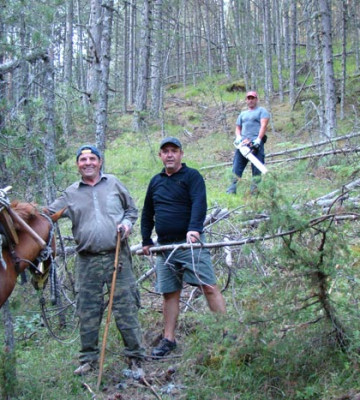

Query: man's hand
left=234, top=136, right=243, bottom=146
left=186, top=231, right=200, bottom=243
left=117, top=224, right=130, bottom=240
left=250, top=137, right=262, bottom=152
left=142, top=245, right=152, bottom=256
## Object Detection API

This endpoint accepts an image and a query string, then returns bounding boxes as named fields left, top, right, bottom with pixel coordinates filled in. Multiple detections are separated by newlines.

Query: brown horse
left=0, top=201, right=64, bottom=308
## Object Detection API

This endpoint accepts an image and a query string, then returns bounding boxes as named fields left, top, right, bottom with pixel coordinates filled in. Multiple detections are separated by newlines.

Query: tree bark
left=62, top=0, right=74, bottom=137
left=340, top=0, right=347, bottom=120
left=262, top=0, right=273, bottom=102
left=274, top=0, right=284, bottom=102
left=219, top=0, right=231, bottom=79
left=43, top=49, right=57, bottom=204
left=95, top=0, right=114, bottom=157
left=133, top=0, right=150, bottom=132
left=150, top=0, right=163, bottom=119
left=289, top=0, right=297, bottom=107
left=318, top=0, right=337, bottom=138
left=87, top=0, right=102, bottom=105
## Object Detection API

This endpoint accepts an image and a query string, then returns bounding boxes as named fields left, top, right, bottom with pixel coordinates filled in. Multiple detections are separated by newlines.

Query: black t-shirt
left=141, top=164, right=207, bottom=245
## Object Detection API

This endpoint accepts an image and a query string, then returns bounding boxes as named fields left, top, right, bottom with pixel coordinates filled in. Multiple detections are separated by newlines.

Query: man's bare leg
left=163, top=290, right=181, bottom=341
left=151, top=290, right=180, bottom=357
left=201, top=284, right=226, bottom=313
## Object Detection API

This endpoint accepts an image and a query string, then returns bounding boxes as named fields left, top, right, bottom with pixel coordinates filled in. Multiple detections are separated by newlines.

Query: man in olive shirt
left=48, top=145, right=145, bottom=375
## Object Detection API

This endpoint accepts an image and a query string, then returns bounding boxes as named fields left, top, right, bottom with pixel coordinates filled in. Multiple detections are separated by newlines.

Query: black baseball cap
left=160, top=137, right=182, bottom=149
left=76, top=145, right=102, bottom=161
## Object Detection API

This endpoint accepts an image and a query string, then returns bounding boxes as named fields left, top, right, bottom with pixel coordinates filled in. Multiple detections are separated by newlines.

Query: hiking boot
left=73, top=362, right=96, bottom=376
left=226, top=181, right=237, bottom=194
left=152, top=338, right=177, bottom=358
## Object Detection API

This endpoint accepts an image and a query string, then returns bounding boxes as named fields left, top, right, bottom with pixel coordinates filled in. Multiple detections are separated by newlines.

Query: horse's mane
left=10, top=201, right=39, bottom=225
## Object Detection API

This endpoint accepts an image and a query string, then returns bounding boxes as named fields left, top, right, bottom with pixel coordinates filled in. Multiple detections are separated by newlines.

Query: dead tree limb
left=134, top=213, right=359, bottom=256
left=305, top=178, right=360, bottom=209
left=200, top=132, right=360, bottom=170
left=267, top=146, right=360, bottom=165
left=0, top=49, right=48, bottom=74
left=267, top=132, right=360, bottom=158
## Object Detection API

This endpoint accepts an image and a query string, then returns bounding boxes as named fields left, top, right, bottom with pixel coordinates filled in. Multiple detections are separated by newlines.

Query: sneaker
left=226, top=182, right=237, bottom=194
left=151, top=338, right=177, bottom=358
left=74, top=362, right=95, bottom=376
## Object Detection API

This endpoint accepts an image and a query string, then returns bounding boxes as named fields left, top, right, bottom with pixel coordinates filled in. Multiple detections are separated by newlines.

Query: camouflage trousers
left=76, top=242, right=145, bottom=364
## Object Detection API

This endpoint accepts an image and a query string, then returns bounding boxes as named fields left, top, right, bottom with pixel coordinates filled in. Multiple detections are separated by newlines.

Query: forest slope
left=1, top=82, right=360, bottom=400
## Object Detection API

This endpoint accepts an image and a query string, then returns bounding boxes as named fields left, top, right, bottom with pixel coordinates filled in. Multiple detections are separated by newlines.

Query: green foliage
left=14, top=314, right=43, bottom=342
left=0, top=349, right=17, bottom=399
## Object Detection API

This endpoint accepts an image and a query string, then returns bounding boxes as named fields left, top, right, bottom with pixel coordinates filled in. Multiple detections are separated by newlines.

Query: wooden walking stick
left=97, top=231, right=122, bottom=390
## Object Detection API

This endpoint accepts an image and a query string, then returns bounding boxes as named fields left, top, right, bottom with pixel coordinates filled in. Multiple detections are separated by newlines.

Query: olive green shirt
left=48, top=174, right=138, bottom=253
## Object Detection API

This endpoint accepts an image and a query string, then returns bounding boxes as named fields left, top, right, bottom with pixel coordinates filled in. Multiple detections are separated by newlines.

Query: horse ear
left=43, top=207, right=67, bottom=222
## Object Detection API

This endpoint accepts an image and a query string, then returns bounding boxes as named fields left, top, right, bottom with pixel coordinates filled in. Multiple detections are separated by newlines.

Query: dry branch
left=267, top=146, right=360, bottom=165
left=267, top=131, right=360, bottom=158
left=200, top=132, right=360, bottom=170
left=0, top=49, right=48, bottom=74
left=134, top=213, right=359, bottom=256
left=305, top=178, right=360, bottom=209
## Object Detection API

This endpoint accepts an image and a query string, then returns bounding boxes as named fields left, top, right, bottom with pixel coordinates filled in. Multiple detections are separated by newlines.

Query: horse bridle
left=3, top=209, right=56, bottom=277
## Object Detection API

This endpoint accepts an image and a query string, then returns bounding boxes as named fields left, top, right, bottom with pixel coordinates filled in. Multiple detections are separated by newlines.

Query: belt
left=79, top=250, right=115, bottom=256
left=158, top=236, right=186, bottom=244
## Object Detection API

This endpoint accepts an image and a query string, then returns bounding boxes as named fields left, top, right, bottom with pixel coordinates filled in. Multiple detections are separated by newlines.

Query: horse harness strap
left=32, top=212, right=56, bottom=271
left=4, top=210, right=56, bottom=277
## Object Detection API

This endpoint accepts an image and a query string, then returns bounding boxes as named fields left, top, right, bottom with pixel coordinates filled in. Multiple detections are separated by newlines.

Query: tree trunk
left=87, top=0, right=102, bottom=105
left=182, top=0, right=187, bottom=87
left=1, top=300, right=17, bottom=399
left=150, top=0, right=163, bottom=119
left=127, top=0, right=136, bottom=106
left=76, top=0, right=88, bottom=109
left=274, top=0, right=284, bottom=101
left=289, top=0, right=297, bottom=107
left=262, top=0, right=273, bottom=102
left=43, top=49, right=57, bottom=204
left=63, top=0, right=74, bottom=137
left=205, top=2, right=213, bottom=76
left=313, top=12, right=325, bottom=134
left=283, top=0, right=290, bottom=69
left=95, top=0, right=114, bottom=156
left=133, top=0, right=150, bottom=132
left=219, top=0, right=231, bottom=79
left=340, top=0, right=347, bottom=120
left=318, top=0, right=337, bottom=138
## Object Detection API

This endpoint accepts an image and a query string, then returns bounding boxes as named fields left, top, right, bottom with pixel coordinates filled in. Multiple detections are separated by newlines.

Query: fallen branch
left=267, top=132, right=360, bottom=158
left=267, top=146, right=360, bottom=165
left=200, top=132, right=360, bottom=170
left=81, top=382, right=97, bottom=399
left=134, top=213, right=359, bottom=256
left=311, top=178, right=360, bottom=203
left=140, top=376, right=163, bottom=400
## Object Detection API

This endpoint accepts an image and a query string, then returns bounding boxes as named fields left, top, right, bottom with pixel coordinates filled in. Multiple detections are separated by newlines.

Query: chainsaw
left=234, top=141, right=268, bottom=174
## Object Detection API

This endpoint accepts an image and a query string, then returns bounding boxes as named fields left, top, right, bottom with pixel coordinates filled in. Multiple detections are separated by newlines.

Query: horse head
left=0, top=202, right=66, bottom=307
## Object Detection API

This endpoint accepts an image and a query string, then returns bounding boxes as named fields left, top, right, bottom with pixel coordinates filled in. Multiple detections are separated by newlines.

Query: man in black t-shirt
left=141, top=137, right=226, bottom=358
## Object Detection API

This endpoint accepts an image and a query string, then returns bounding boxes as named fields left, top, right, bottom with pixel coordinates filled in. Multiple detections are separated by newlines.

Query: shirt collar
left=77, top=173, right=107, bottom=187
left=160, top=163, right=187, bottom=176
